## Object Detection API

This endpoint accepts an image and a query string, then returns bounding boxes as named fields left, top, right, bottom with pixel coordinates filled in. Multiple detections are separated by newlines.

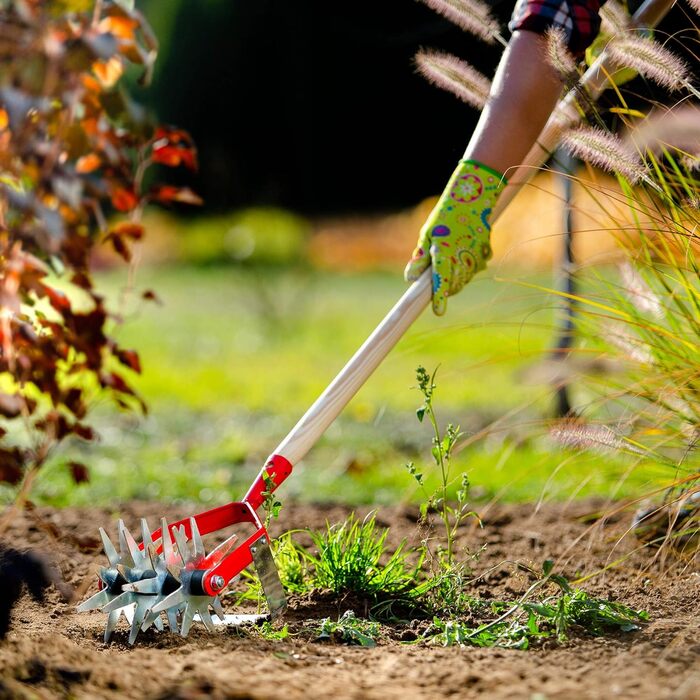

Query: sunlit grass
left=17, top=263, right=662, bottom=508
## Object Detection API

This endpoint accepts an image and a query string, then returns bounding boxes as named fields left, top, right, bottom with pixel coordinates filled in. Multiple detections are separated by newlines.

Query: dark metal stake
left=552, top=148, right=578, bottom=417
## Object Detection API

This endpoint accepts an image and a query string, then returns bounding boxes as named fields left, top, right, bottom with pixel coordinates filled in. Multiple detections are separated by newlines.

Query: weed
left=408, top=560, right=482, bottom=618
left=426, top=561, right=648, bottom=649
left=306, top=513, right=419, bottom=599
left=261, top=470, right=283, bottom=531
left=408, top=366, right=480, bottom=567
left=316, top=610, right=380, bottom=647
left=256, top=620, right=291, bottom=642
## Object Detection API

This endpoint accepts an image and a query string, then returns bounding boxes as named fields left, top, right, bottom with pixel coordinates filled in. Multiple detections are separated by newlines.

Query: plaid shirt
left=509, top=0, right=603, bottom=57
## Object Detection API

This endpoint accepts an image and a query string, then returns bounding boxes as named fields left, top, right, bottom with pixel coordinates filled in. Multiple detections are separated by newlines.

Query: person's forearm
left=464, top=30, right=563, bottom=176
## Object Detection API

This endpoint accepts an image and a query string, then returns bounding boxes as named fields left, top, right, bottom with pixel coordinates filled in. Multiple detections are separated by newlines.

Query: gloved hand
left=404, top=159, right=506, bottom=315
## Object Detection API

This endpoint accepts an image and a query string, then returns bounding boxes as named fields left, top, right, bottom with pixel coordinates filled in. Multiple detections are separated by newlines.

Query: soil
left=1, top=499, right=699, bottom=700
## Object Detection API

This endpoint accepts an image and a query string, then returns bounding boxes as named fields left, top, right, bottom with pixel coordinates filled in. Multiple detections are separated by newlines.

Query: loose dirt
left=1, top=500, right=699, bottom=700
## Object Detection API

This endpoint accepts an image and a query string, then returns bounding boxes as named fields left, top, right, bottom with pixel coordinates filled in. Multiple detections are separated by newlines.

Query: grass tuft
left=306, top=513, right=419, bottom=599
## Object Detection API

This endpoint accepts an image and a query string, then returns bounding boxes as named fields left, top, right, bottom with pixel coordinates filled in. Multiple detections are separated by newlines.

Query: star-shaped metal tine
left=79, top=514, right=244, bottom=642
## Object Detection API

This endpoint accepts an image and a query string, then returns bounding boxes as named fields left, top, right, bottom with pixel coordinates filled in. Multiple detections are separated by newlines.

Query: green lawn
left=23, top=264, right=669, bottom=508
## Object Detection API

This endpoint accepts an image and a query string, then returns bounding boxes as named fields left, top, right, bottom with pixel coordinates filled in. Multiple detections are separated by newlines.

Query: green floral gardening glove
left=404, top=159, right=506, bottom=315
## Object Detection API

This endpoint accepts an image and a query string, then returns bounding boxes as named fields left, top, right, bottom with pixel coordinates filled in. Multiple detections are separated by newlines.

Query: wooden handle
left=272, top=0, right=673, bottom=467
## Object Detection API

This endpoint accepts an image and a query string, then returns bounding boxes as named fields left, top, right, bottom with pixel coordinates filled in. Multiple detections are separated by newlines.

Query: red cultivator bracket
left=77, top=0, right=674, bottom=643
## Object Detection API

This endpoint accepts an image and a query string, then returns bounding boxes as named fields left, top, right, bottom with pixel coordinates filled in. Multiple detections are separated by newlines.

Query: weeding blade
left=76, top=587, right=112, bottom=612
left=123, top=578, right=160, bottom=595
left=189, top=517, right=205, bottom=560
left=180, top=603, right=195, bottom=638
left=104, top=609, right=120, bottom=643
left=128, top=599, right=150, bottom=645
left=166, top=607, right=180, bottom=633
left=252, top=539, right=287, bottom=618
left=172, top=525, right=190, bottom=564
left=204, top=532, right=238, bottom=567
left=151, top=587, right=186, bottom=614
left=103, top=604, right=134, bottom=643
left=99, top=528, right=120, bottom=568
left=212, top=596, right=225, bottom=620
left=102, top=591, right=135, bottom=613
left=197, top=606, right=215, bottom=632
left=160, top=518, right=183, bottom=570
left=141, top=518, right=154, bottom=550
left=119, top=520, right=146, bottom=568
left=116, top=520, right=136, bottom=568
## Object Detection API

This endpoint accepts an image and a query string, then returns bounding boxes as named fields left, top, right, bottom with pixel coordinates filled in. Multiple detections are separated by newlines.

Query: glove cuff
left=457, top=159, right=508, bottom=188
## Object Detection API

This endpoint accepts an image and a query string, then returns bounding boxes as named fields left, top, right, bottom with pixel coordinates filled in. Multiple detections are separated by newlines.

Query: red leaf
left=115, top=348, right=141, bottom=373
left=68, top=461, right=90, bottom=484
left=111, top=187, right=138, bottom=212
left=73, top=423, right=96, bottom=441
left=0, top=448, right=24, bottom=484
left=154, top=126, right=187, bottom=142
left=105, top=232, right=132, bottom=262
left=152, top=144, right=183, bottom=167
left=101, top=371, right=133, bottom=395
left=43, top=285, right=72, bottom=313
left=150, top=185, right=202, bottom=206
left=70, top=272, right=93, bottom=290
left=142, top=289, right=163, bottom=304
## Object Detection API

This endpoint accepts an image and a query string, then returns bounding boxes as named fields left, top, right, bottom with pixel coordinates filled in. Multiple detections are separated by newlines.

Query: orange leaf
left=93, top=56, right=123, bottom=88
left=111, top=222, right=144, bottom=240
left=75, top=153, right=101, bottom=174
left=98, top=15, right=139, bottom=40
left=0, top=108, right=8, bottom=131
left=81, top=74, right=103, bottom=93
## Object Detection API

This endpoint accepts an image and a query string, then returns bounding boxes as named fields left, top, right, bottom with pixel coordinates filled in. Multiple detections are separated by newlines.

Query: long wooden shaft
left=272, top=0, right=674, bottom=467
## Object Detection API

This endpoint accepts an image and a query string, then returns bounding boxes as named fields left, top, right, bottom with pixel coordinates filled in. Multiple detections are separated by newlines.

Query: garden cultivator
left=77, top=0, right=673, bottom=643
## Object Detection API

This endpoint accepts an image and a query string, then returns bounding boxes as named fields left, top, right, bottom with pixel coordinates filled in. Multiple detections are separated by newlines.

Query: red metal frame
left=141, top=454, right=294, bottom=596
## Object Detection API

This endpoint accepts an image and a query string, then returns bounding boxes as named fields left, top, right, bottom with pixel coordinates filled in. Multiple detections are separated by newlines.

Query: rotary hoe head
left=77, top=507, right=287, bottom=644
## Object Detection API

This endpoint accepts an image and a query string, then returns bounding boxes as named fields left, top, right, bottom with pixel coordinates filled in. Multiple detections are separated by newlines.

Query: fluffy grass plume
left=600, top=0, right=630, bottom=34
left=550, top=421, right=646, bottom=455
left=415, top=49, right=491, bottom=109
left=603, top=322, right=655, bottom=365
left=418, top=0, right=501, bottom=44
left=619, top=261, right=664, bottom=319
left=607, top=35, right=692, bottom=92
left=626, top=105, right=700, bottom=158
left=563, top=126, right=647, bottom=183
left=545, top=27, right=578, bottom=76
left=686, top=0, right=700, bottom=16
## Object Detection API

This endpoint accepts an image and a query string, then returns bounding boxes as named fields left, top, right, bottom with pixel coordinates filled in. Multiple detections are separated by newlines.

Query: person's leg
left=464, top=29, right=563, bottom=176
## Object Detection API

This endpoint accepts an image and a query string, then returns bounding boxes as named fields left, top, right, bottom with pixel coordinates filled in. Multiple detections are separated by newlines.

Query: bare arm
left=465, top=30, right=563, bottom=176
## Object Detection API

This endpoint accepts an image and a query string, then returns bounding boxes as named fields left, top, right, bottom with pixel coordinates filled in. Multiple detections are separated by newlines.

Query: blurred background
left=30, top=0, right=692, bottom=508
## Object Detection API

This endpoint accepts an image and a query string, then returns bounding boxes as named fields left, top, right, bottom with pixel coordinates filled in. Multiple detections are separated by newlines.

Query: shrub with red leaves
left=0, top=0, right=200, bottom=486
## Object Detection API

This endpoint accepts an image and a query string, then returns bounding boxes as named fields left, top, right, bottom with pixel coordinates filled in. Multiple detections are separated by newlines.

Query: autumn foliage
left=0, top=0, right=199, bottom=486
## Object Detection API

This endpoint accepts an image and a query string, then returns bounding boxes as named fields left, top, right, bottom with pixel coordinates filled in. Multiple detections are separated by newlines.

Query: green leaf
left=543, top=559, right=554, bottom=576
left=416, top=406, right=426, bottom=422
